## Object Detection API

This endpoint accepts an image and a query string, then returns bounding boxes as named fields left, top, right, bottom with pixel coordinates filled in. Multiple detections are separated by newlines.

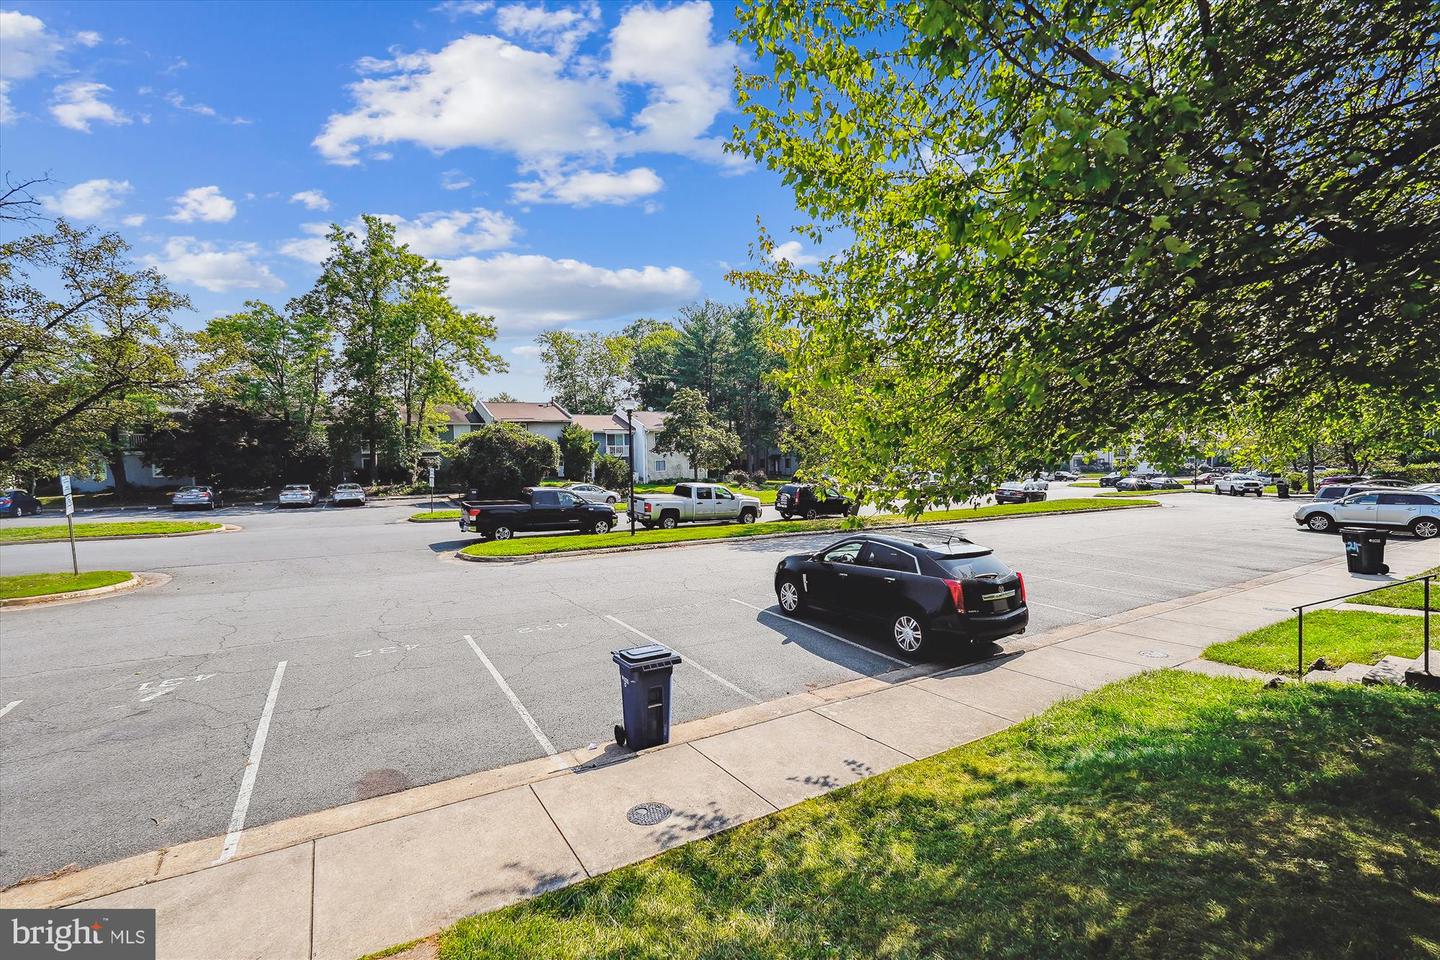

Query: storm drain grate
left=626, top=801, right=673, bottom=826
left=1137, top=649, right=1172, bottom=659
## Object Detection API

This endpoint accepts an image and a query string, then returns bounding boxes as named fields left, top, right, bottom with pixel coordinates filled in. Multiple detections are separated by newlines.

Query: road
left=0, top=490, right=1353, bottom=886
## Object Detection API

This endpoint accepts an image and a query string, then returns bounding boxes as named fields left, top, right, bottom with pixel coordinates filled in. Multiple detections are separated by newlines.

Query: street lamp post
left=625, top=407, right=636, bottom=536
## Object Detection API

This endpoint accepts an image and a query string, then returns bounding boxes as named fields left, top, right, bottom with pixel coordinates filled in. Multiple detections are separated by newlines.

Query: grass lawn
left=0, top=520, right=222, bottom=544
left=1097, top=488, right=1188, bottom=497
left=438, top=671, right=1440, bottom=960
left=1205, top=609, right=1426, bottom=675
left=1348, top=565, right=1439, bottom=612
left=408, top=510, right=462, bottom=523
left=1071, top=480, right=1100, bottom=487
left=459, top=497, right=1155, bottom=558
left=0, top=571, right=133, bottom=600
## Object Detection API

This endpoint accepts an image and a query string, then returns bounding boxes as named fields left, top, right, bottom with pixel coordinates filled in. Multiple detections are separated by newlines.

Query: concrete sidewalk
left=3, top=538, right=1434, bottom=960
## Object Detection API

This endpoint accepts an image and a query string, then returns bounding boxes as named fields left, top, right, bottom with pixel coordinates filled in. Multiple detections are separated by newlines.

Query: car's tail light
left=1016, top=572, right=1027, bottom=603
left=468, top=509, right=479, bottom=519
left=644, top=502, right=652, bottom=513
left=943, top=579, right=966, bottom=613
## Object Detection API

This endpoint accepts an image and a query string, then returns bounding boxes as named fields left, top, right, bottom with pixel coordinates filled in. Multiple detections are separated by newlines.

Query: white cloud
left=377, top=208, right=519, bottom=257
left=144, top=237, right=284, bottom=293
left=441, top=169, right=472, bottom=191
left=511, top=165, right=662, bottom=206
left=40, top=178, right=132, bottom=220
left=495, top=1, right=600, bottom=60
left=0, top=80, right=14, bottom=125
left=0, top=10, right=65, bottom=79
left=280, top=208, right=520, bottom=262
left=164, top=90, right=250, bottom=125
left=313, top=1, right=740, bottom=184
left=168, top=185, right=237, bottom=223
left=441, top=252, right=699, bottom=330
left=122, top=214, right=146, bottom=227
left=771, top=240, right=821, bottom=267
left=314, top=35, right=615, bottom=166
left=49, top=80, right=128, bottom=131
left=289, top=189, right=331, bottom=211
left=75, top=30, right=102, bottom=47
left=279, top=223, right=332, bottom=266
left=433, top=0, right=494, bottom=16
left=511, top=344, right=544, bottom=357
left=607, top=2, right=738, bottom=162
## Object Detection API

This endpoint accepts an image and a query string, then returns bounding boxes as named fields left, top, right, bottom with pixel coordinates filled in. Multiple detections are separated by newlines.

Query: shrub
left=726, top=470, right=752, bottom=486
left=594, top=454, right=631, bottom=492
left=1287, top=472, right=1306, bottom=490
left=749, top=469, right=769, bottom=484
left=452, top=424, right=559, bottom=498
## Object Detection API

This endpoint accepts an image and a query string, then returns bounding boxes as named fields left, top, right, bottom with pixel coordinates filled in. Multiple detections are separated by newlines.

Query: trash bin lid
left=613, top=644, right=682, bottom=669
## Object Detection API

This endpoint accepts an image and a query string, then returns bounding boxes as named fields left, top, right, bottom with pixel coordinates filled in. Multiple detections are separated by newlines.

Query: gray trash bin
left=612, top=644, right=681, bottom=749
left=1341, top=527, right=1388, bottom=575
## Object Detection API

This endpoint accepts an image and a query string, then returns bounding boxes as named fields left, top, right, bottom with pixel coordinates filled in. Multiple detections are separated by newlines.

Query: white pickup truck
left=633, top=482, right=761, bottom=529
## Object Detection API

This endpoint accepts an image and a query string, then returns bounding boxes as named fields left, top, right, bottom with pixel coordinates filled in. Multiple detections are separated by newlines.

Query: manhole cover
left=1138, top=649, right=1171, bottom=659
left=626, top=801, right=673, bottom=826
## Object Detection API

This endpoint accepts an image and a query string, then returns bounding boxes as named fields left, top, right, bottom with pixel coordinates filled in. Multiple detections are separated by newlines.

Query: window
left=533, top=490, right=561, bottom=507
left=557, top=492, right=581, bottom=507
left=1380, top=493, right=1435, bottom=505
left=820, top=541, right=864, bottom=564
left=714, top=487, right=735, bottom=500
left=862, top=543, right=916, bottom=573
left=696, top=487, right=713, bottom=500
left=675, top=484, right=691, bottom=497
left=1343, top=493, right=1380, bottom=505
left=654, top=460, right=666, bottom=472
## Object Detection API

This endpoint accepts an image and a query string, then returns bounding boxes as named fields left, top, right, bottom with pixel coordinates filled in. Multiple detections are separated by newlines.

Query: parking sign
left=60, top=475, right=74, bottom=516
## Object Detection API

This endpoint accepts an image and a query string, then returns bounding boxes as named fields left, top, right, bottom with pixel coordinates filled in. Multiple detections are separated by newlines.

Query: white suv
left=1295, top=490, right=1440, bottom=539
left=1214, top=473, right=1265, bottom=497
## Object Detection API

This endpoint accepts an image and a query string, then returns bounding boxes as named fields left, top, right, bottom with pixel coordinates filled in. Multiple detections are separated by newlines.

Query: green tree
left=487, top=391, right=518, bottom=403
left=670, top=302, right=733, bottom=403
left=308, top=215, right=443, bottom=484
left=0, top=221, right=191, bottom=475
left=731, top=0, right=1439, bottom=501
left=558, top=422, right=597, bottom=480
left=451, top=423, right=559, bottom=497
left=142, top=400, right=290, bottom=489
left=717, top=306, right=784, bottom=471
left=656, top=387, right=743, bottom=479
left=535, top=329, right=630, bottom=414
left=198, top=298, right=332, bottom=429
left=392, top=289, right=504, bottom=480
left=621, top=318, right=680, bottom=409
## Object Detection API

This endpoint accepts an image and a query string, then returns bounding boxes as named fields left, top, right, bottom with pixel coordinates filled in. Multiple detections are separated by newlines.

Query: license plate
left=982, top=589, right=1015, bottom=601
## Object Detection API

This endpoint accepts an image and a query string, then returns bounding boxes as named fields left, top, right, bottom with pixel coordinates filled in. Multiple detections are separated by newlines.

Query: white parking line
left=463, top=634, right=557, bottom=756
left=0, top=700, right=22, bottom=719
left=729, top=599, right=908, bottom=667
left=216, top=661, right=287, bottom=864
left=604, top=614, right=762, bottom=704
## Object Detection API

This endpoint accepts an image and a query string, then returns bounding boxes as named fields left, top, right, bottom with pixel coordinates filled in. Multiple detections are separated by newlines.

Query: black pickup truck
left=458, top=487, right=616, bottom=540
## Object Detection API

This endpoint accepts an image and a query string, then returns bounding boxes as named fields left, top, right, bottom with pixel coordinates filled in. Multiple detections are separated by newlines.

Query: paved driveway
left=0, top=492, right=1355, bottom=885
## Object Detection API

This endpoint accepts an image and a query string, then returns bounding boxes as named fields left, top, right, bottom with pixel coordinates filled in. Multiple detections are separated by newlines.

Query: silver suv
left=1295, top=490, right=1440, bottom=539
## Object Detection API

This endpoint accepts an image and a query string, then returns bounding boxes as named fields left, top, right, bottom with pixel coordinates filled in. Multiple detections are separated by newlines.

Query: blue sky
left=1, top=0, right=815, bottom=400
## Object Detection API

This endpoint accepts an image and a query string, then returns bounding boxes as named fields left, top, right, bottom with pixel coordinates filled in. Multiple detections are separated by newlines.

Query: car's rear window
left=935, top=553, right=1011, bottom=579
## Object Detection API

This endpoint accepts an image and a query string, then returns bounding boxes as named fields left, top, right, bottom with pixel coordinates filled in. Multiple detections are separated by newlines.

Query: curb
left=0, top=523, right=238, bottom=546
left=454, top=501, right=1162, bottom=563
left=0, top=574, right=143, bottom=608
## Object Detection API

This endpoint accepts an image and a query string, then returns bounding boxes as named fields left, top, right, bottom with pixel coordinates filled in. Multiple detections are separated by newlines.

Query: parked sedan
left=330, top=483, right=367, bottom=506
left=1049, top=471, right=1079, bottom=482
left=1295, top=490, right=1440, bottom=539
left=1148, top=476, right=1184, bottom=490
left=0, top=489, right=42, bottom=518
left=171, top=486, right=222, bottom=510
left=995, top=481, right=1046, bottom=504
left=774, top=534, right=1029, bottom=656
left=1099, top=472, right=1124, bottom=487
left=278, top=484, right=319, bottom=508
left=563, top=482, right=620, bottom=505
left=1114, top=476, right=1152, bottom=491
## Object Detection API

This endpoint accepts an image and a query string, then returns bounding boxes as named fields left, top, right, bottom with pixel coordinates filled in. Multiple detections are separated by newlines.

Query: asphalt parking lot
left=0, top=490, right=1365, bottom=886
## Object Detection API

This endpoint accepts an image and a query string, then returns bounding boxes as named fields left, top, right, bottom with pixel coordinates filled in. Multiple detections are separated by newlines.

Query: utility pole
left=625, top=408, right=636, bottom=536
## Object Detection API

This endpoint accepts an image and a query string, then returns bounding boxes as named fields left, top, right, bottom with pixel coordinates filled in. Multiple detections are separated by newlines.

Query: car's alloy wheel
left=661, top=516, right=678, bottom=530
left=804, top=508, right=819, bottom=520
left=893, top=614, right=924, bottom=654
left=779, top=512, right=792, bottom=521
left=740, top=510, right=756, bottom=523
left=1413, top=518, right=1439, bottom=539
left=592, top=520, right=610, bottom=535
left=492, top=526, right=513, bottom=540
left=1306, top=514, right=1332, bottom=532
left=778, top=580, right=801, bottom=613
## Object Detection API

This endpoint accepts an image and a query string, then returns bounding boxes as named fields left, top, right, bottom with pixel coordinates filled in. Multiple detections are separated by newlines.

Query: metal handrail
left=1293, top=574, right=1432, bottom=678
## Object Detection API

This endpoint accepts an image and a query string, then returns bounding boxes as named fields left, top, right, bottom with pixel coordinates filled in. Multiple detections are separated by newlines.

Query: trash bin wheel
left=614, top=724, right=627, bottom=747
